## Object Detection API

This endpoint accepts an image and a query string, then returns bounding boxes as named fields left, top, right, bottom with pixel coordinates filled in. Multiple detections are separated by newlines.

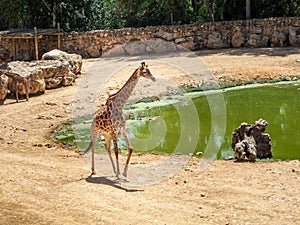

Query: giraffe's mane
left=107, top=66, right=140, bottom=99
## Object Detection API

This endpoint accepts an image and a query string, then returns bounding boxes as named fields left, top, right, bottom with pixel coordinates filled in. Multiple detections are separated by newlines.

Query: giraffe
left=0, top=69, right=30, bottom=103
left=80, top=62, right=155, bottom=177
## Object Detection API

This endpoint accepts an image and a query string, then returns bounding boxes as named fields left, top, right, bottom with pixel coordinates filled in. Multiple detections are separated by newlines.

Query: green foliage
left=0, top=0, right=299, bottom=31
left=54, top=123, right=76, bottom=146
left=87, top=0, right=125, bottom=30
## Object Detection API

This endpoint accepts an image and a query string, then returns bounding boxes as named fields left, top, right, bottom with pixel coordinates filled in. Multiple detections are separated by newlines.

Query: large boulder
left=39, top=60, right=77, bottom=89
left=124, top=40, right=146, bottom=55
left=231, top=27, right=245, bottom=47
left=146, top=38, right=177, bottom=53
left=207, top=31, right=230, bottom=49
left=175, top=37, right=196, bottom=50
left=6, top=58, right=78, bottom=94
left=0, top=50, right=82, bottom=104
left=42, top=49, right=82, bottom=74
left=153, top=32, right=177, bottom=41
left=7, top=61, right=45, bottom=95
left=271, top=31, right=288, bottom=47
left=289, top=26, right=300, bottom=46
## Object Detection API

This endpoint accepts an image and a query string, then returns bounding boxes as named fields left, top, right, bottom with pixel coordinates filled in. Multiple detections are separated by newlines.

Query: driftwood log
left=232, top=118, right=272, bottom=161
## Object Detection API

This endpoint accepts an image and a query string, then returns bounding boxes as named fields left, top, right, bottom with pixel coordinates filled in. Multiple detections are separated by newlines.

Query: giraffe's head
left=138, top=62, right=155, bottom=82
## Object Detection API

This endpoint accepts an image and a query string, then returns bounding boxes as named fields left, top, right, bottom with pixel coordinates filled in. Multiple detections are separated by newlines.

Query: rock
left=232, top=118, right=272, bottom=161
left=103, top=45, right=128, bottom=57
left=45, top=77, right=63, bottom=89
left=7, top=61, right=45, bottom=95
left=177, top=37, right=196, bottom=50
left=45, top=143, right=53, bottom=148
left=33, top=143, right=43, bottom=147
left=231, top=27, right=245, bottom=47
left=247, top=34, right=262, bottom=47
left=0, top=51, right=81, bottom=102
left=153, top=32, right=177, bottom=41
left=0, top=74, right=8, bottom=105
left=207, top=31, right=230, bottom=49
left=34, top=115, right=53, bottom=120
left=146, top=38, right=177, bottom=53
left=7, top=59, right=78, bottom=91
left=195, top=151, right=203, bottom=156
left=184, top=167, right=193, bottom=172
left=285, top=76, right=292, bottom=81
left=271, top=31, right=288, bottom=47
left=124, top=41, right=146, bottom=55
left=86, top=45, right=102, bottom=58
left=289, top=26, right=300, bottom=46
left=13, top=125, right=27, bottom=131
left=251, top=119, right=272, bottom=159
left=41, top=49, right=82, bottom=74
left=45, top=101, right=57, bottom=106
left=40, top=60, right=76, bottom=89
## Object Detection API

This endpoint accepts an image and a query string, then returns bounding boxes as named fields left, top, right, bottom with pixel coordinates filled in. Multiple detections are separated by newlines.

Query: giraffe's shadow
left=85, top=175, right=144, bottom=192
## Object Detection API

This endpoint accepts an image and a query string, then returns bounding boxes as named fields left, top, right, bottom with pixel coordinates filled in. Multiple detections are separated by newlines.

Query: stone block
left=289, top=26, right=300, bottom=46
left=42, top=49, right=82, bottom=74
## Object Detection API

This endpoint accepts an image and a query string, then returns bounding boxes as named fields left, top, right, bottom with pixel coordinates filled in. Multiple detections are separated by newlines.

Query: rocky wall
left=1, top=17, right=300, bottom=61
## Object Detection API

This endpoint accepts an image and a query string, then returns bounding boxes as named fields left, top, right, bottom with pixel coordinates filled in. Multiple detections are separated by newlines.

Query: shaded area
left=85, top=175, right=144, bottom=192
left=195, top=47, right=300, bottom=57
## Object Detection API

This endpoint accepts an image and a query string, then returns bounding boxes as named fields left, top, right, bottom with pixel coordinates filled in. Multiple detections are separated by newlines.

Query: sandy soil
left=0, top=47, right=299, bottom=225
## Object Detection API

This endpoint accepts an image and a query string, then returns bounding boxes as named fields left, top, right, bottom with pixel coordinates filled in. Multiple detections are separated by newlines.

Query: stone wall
left=1, top=17, right=300, bottom=61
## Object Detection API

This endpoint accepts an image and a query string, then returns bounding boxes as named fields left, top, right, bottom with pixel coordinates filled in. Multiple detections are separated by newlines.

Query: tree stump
left=232, top=118, right=272, bottom=161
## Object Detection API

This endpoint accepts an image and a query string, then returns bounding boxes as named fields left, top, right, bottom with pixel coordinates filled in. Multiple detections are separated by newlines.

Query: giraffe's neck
left=111, top=69, right=139, bottom=107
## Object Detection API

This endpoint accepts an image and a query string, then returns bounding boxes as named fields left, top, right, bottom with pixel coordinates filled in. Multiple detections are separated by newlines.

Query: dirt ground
left=0, top=47, right=299, bottom=225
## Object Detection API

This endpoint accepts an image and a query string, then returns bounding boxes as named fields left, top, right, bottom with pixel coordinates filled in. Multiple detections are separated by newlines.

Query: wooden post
left=34, top=27, right=38, bottom=61
left=57, top=23, right=61, bottom=49
left=246, top=0, right=251, bottom=19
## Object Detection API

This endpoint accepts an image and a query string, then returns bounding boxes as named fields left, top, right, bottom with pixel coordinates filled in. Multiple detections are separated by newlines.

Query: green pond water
left=57, top=81, right=300, bottom=160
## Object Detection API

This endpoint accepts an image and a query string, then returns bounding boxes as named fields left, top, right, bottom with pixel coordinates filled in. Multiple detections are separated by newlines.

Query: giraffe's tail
left=79, top=141, right=92, bottom=155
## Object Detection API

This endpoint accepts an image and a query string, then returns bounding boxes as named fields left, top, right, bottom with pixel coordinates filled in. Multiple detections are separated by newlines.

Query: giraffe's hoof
left=79, top=151, right=85, bottom=155
left=115, top=170, right=120, bottom=176
left=122, top=172, right=127, bottom=177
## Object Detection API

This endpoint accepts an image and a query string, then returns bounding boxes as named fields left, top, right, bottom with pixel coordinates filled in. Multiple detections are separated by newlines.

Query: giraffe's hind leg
left=112, top=134, right=120, bottom=177
left=91, top=138, right=97, bottom=175
left=15, top=81, right=19, bottom=103
left=104, top=135, right=118, bottom=177
left=25, top=81, right=29, bottom=101
left=121, top=130, right=133, bottom=177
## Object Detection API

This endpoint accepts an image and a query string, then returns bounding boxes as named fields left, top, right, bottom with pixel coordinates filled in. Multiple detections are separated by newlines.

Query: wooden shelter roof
left=0, top=28, right=62, bottom=39
left=0, top=25, right=62, bottom=61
